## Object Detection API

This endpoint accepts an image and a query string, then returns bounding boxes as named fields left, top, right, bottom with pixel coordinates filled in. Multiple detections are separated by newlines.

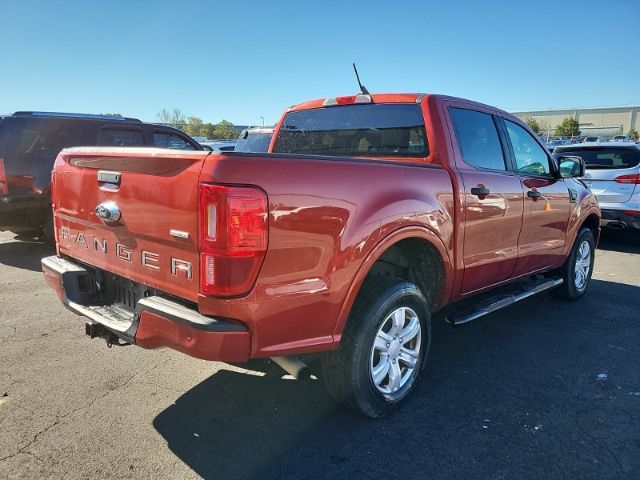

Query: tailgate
left=54, top=147, right=211, bottom=302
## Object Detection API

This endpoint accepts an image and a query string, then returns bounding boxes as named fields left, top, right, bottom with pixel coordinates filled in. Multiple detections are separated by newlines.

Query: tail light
left=614, top=174, right=640, bottom=184
left=0, top=158, right=8, bottom=195
left=198, top=184, right=268, bottom=297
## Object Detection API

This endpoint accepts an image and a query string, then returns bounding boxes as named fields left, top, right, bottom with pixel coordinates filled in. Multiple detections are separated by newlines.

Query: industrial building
left=513, top=106, right=639, bottom=137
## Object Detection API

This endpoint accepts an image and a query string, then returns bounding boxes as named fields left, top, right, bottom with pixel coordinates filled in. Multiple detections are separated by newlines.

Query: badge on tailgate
left=95, top=201, right=121, bottom=224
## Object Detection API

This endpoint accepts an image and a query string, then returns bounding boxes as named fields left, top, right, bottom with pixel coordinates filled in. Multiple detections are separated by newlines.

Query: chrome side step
left=446, top=278, right=563, bottom=326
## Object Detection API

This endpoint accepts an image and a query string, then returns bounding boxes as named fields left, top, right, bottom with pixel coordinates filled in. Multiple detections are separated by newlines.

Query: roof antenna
left=352, top=63, right=370, bottom=95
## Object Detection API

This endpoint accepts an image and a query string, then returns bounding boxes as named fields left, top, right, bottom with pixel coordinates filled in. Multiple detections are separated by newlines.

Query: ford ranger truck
left=42, top=93, right=600, bottom=417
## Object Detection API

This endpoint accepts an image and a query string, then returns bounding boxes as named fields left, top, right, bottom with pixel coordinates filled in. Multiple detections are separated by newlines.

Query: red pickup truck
left=42, top=93, right=600, bottom=417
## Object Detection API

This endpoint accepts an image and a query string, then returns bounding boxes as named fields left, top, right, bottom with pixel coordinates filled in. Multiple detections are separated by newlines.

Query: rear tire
left=322, top=278, right=431, bottom=418
left=551, top=228, right=595, bottom=300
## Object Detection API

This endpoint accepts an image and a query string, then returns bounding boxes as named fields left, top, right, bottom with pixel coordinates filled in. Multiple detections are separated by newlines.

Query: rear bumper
left=601, top=208, right=640, bottom=230
left=41, top=255, right=251, bottom=362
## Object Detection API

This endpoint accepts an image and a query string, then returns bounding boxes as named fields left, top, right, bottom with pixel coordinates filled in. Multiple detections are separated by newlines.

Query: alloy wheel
left=369, top=306, right=422, bottom=395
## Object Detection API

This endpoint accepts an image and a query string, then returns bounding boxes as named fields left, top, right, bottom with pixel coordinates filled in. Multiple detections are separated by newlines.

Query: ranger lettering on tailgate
left=59, top=226, right=193, bottom=279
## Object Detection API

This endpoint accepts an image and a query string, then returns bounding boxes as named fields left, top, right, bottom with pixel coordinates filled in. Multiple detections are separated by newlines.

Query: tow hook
left=85, top=322, right=130, bottom=348
left=106, top=334, right=129, bottom=348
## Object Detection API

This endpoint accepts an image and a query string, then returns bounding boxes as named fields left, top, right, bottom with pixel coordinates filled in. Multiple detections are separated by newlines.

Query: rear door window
left=556, top=147, right=640, bottom=170
left=153, top=130, right=196, bottom=150
left=449, top=107, right=506, bottom=171
left=97, top=127, right=145, bottom=147
left=272, top=103, right=428, bottom=158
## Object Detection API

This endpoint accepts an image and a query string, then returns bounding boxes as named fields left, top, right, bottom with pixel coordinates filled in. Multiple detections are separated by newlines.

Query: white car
left=200, top=139, right=236, bottom=151
left=583, top=136, right=605, bottom=143
left=555, top=142, right=640, bottom=233
left=612, top=135, right=635, bottom=142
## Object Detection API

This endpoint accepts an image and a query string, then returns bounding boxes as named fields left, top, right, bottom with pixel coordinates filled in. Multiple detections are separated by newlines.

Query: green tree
left=210, top=120, right=238, bottom=140
left=628, top=128, right=638, bottom=140
left=555, top=117, right=580, bottom=137
left=156, top=109, right=238, bottom=139
left=183, top=116, right=205, bottom=137
left=524, top=117, right=542, bottom=135
left=157, top=108, right=186, bottom=129
left=201, top=122, right=217, bottom=139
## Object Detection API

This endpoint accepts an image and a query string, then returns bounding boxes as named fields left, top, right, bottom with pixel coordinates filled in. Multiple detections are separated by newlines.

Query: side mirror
left=556, top=155, right=585, bottom=178
left=202, top=145, right=213, bottom=152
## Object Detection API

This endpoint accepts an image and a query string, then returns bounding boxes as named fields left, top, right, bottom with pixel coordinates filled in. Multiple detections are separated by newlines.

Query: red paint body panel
left=53, top=148, right=207, bottom=302
left=514, top=177, right=571, bottom=276
left=196, top=154, right=454, bottom=356
left=458, top=170, right=524, bottom=294
left=135, top=311, right=251, bottom=362
left=46, top=94, right=600, bottom=362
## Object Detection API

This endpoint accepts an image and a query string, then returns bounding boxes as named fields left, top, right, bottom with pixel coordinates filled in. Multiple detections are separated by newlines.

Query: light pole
left=260, top=116, right=265, bottom=127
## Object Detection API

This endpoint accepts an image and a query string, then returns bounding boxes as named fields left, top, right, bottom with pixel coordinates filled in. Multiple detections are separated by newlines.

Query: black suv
left=0, top=112, right=203, bottom=241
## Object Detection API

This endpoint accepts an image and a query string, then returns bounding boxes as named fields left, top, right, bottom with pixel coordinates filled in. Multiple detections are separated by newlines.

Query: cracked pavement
left=1, top=230, right=639, bottom=479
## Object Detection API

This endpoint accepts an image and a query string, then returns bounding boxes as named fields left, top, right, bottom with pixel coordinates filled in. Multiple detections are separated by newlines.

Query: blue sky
left=1, top=0, right=638, bottom=125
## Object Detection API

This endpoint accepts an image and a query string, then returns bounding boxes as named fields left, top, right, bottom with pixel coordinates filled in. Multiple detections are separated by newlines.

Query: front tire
left=322, top=278, right=431, bottom=418
left=552, top=228, right=595, bottom=300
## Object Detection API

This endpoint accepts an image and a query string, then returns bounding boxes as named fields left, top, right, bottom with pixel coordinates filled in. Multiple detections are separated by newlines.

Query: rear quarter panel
left=198, top=154, right=455, bottom=357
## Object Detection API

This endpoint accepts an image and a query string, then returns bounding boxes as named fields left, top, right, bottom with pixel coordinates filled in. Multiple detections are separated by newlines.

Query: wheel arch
left=580, top=211, right=601, bottom=245
left=332, top=226, right=453, bottom=346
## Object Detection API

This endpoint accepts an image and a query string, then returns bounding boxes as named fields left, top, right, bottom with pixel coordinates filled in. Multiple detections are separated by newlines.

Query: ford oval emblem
left=95, top=201, right=121, bottom=224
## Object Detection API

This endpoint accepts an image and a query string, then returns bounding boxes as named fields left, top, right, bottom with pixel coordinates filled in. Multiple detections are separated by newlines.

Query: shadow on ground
left=598, top=229, right=640, bottom=254
left=154, top=279, right=640, bottom=480
left=0, top=236, right=54, bottom=271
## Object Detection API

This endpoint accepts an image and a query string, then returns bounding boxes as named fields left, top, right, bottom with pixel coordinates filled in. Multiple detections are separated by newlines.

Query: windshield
left=557, top=147, right=640, bottom=169
left=272, top=103, right=428, bottom=158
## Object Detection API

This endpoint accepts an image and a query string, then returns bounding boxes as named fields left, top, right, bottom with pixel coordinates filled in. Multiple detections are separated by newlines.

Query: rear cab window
left=272, top=103, right=428, bottom=158
left=556, top=147, right=640, bottom=170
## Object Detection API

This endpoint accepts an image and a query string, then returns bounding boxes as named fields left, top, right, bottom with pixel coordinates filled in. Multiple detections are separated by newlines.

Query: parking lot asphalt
left=0, top=230, right=639, bottom=480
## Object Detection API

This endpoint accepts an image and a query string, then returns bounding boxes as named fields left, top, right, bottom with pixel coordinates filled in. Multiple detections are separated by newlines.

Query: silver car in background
left=555, top=142, right=640, bottom=233
left=234, top=127, right=275, bottom=153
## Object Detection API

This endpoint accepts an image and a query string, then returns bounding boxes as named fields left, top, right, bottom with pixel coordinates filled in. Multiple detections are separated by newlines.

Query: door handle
left=527, top=189, right=542, bottom=199
left=471, top=187, right=490, bottom=197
